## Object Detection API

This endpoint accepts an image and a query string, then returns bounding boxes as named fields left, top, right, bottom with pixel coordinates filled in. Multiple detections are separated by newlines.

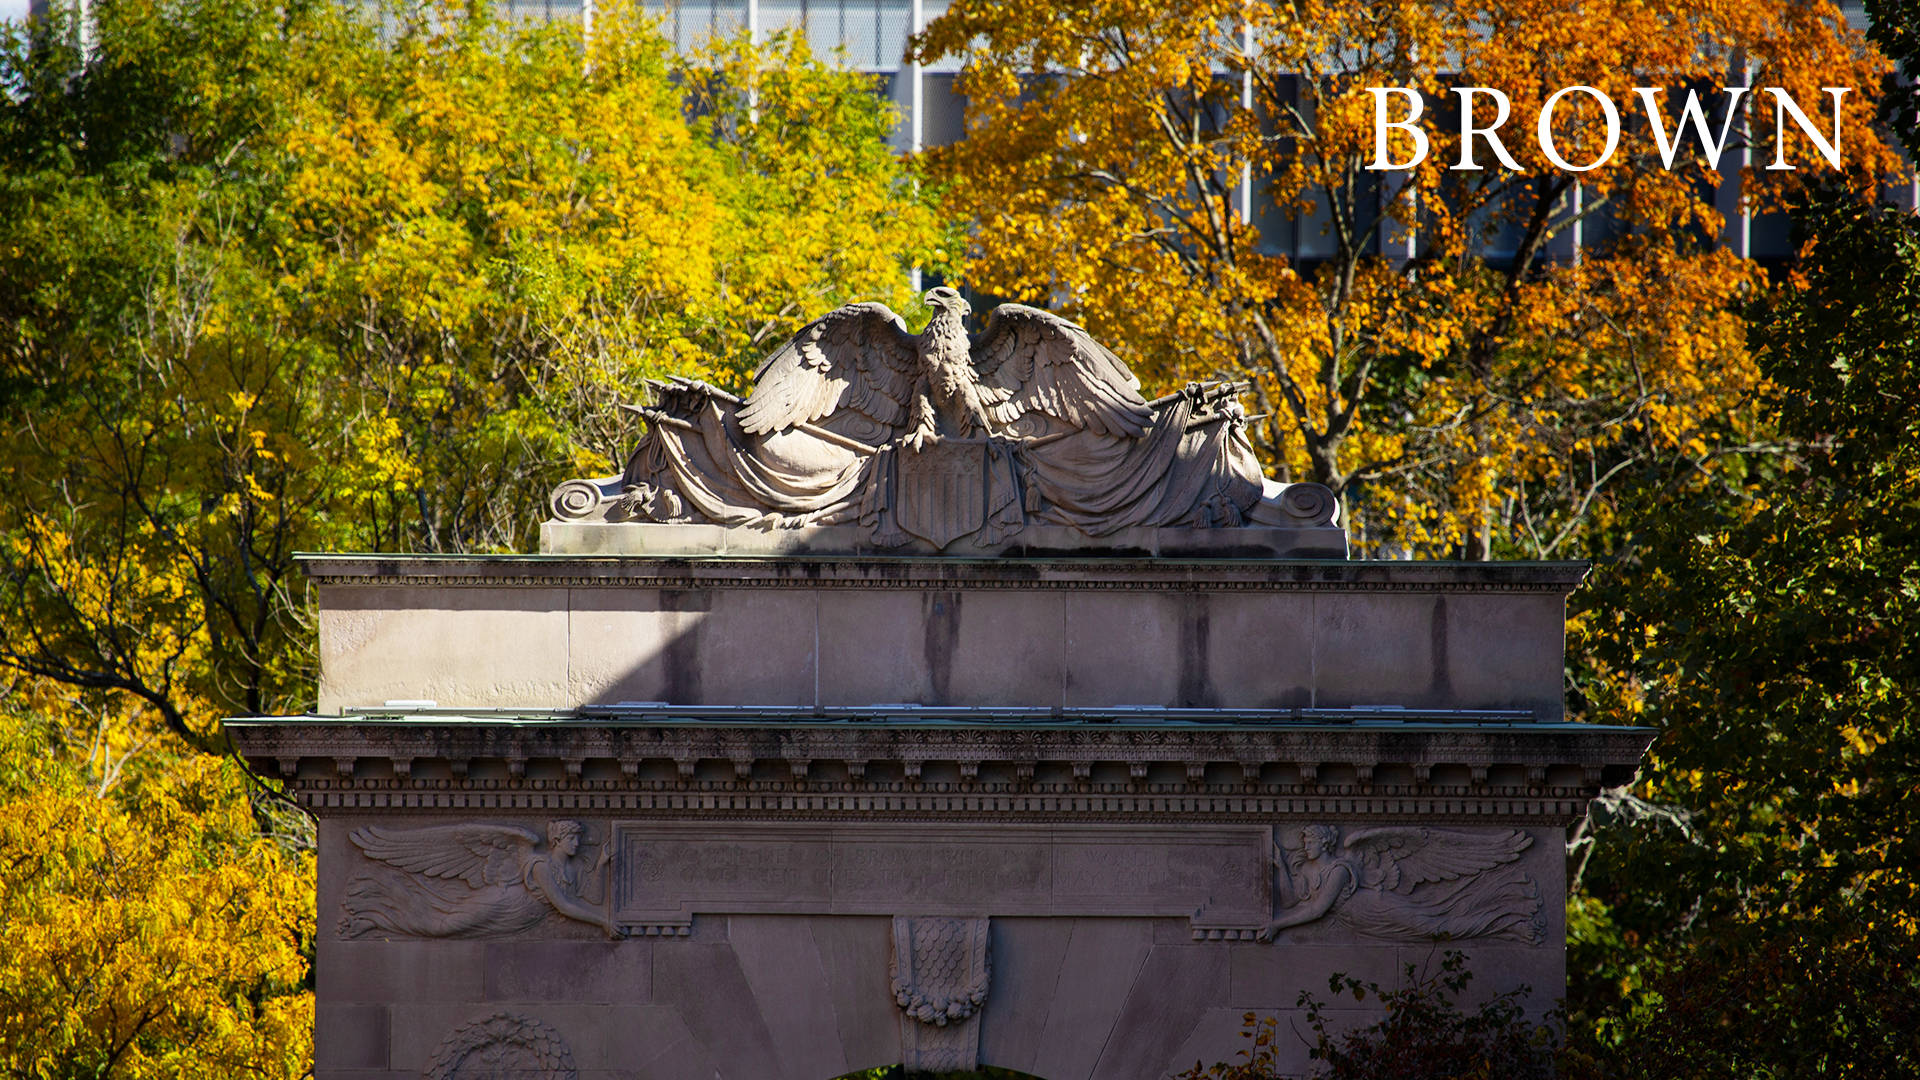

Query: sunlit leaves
left=918, top=0, right=1903, bottom=557
left=1568, top=201, right=1920, bottom=1071
left=0, top=717, right=313, bottom=1079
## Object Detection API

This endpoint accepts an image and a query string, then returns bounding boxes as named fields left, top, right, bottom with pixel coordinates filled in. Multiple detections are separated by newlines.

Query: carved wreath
left=423, top=1012, right=578, bottom=1080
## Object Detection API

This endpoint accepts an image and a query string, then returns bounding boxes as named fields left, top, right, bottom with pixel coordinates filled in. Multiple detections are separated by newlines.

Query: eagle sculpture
left=547, top=288, right=1344, bottom=552
left=735, top=286, right=1153, bottom=451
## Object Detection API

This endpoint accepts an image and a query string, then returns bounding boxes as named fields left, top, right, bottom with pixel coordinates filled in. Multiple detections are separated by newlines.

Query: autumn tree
left=285, top=0, right=954, bottom=553
left=1567, top=196, right=1920, bottom=1076
left=917, top=0, right=1904, bottom=556
left=0, top=706, right=314, bottom=1078
left=0, top=0, right=945, bottom=738
left=0, top=0, right=942, bottom=1070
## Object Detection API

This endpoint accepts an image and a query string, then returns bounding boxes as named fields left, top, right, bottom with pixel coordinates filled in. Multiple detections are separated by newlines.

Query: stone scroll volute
left=339, top=820, right=619, bottom=939
left=1259, top=824, right=1546, bottom=945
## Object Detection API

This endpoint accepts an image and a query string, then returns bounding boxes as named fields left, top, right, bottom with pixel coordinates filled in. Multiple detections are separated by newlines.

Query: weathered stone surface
left=541, top=520, right=1349, bottom=558
left=1027, top=920, right=1156, bottom=1080
left=306, top=555, right=1583, bottom=715
left=317, top=586, right=570, bottom=714
left=728, top=917, right=849, bottom=1080
left=237, top=552, right=1649, bottom=1080
left=482, top=940, right=651, bottom=1005
left=1091, top=944, right=1233, bottom=1080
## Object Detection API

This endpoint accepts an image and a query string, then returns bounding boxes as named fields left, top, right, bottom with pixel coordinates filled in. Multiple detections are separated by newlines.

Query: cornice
left=231, top=718, right=1650, bottom=826
left=293, top=553, right=1592, bottom=595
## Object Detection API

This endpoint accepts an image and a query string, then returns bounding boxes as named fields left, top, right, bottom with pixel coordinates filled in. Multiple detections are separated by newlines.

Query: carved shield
left=895, top=441, right=988, bottom=549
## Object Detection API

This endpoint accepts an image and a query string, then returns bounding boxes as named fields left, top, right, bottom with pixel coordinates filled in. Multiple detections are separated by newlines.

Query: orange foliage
left=919, top=0, right=1905, bottom=555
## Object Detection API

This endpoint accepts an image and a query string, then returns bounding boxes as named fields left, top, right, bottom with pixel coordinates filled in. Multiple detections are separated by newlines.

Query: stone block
left=1435, top=593, right=1568, bottom=718
left=314, top=1003, right=387, bottom=1071
left=1090, top=943, right=1232, bottom=1080
left=1228, top=943, right=1404, bottom=1008
left=978, top=918, right=1075, bottom=1075
left=317, top=586, right=569, bottom=712
left=567, top=587, right=816, bottom=707
left=1310, top=593, right=1440, bottom=709
left=1200, top=592, right=1315, bottom=708
left=1062, top=593, right=1180, bottom=706
left=650, top=942, right=784, bottom=1079
left=817, top=589, right=1066, bottom=707
left=1311, top=592, right=1566, bottom=714
left=1030, top=919, right=1156, bottom=1080
left=386, top=1004, right=682, bottom=1073
left=482, top=940, right=651, bottom=1004
left=727, top=916, right=849, bottom=1080
left=809, top=916, right=902, bottom=1072
left=317, top=940, right=485, bottom=1004
left=1165, top=1006, right=1264, bottom=1077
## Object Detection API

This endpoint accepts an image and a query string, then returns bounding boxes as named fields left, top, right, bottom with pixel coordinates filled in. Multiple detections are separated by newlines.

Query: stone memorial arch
left=232, top=293, right=1650, bottom=1079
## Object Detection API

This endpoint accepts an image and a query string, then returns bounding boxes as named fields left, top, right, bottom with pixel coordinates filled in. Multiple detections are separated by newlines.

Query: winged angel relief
left=549, top=289, right=1340, bottom=549
left=340, top=820, right=620, bottom=939
left=1258, top=825, right=1546, bottom=944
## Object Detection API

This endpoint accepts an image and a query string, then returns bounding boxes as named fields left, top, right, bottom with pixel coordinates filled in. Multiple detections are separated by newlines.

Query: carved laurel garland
left=890, top=916, right=992, bottom=1025
left=423, top=1012, right=577, bottom=1080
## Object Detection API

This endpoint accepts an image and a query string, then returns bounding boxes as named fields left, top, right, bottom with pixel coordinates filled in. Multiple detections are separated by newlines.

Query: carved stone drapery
left=424, top=1012, right=578, bottom=1080
left=545, top=295, right=1345, bottom=555
left=891, top=915, right=992, bottom=1072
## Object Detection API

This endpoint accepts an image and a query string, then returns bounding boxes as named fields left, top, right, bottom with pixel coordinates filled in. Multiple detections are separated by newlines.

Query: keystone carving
left=548, top=292, right=1339, bottom=549
left=1259, top=824, right=1545, bottom=945
left=424, top=1012, right=577, bottom=1080
left=341, top=820, right=619, bottom=939
left=891, top=915, right=992, bottom=1072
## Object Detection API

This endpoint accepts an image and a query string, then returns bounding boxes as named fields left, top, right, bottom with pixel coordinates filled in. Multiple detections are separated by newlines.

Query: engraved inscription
left=610, top=823, right=1270, bottom=928
left=835, top=841, right=1051, bottom=903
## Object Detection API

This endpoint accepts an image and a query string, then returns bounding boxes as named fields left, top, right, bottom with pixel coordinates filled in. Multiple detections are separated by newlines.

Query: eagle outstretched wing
left=348, top=823, right=542, bottom=889
left=736, top=302, right=920, bottom=437
left=1341, top=826, right=1532, bottom=894
left=971, top=305, right=1153, bottom=439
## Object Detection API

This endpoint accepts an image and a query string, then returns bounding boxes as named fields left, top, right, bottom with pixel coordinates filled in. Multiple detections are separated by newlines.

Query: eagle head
left=923, top=286, right=971, bottom=319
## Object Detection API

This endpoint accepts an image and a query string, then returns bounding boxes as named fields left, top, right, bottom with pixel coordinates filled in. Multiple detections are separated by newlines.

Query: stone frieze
left=341, top=820, right=617, bottom=939
left=236, top=718, right=1653, bottom=826
left=1260, top=824, right=1545, bottom=944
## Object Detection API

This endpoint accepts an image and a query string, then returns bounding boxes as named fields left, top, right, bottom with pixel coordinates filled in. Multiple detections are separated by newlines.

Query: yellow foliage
left=0, top=716, right=313, bottom=1078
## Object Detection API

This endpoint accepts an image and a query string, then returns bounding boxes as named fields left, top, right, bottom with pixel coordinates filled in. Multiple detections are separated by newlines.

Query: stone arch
left=829, top=1060, right=1059, bottom=1068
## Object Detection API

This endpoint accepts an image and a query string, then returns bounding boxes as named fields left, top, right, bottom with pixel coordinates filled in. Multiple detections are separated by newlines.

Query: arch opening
left=833, top=1060, right=1059, bottom=1068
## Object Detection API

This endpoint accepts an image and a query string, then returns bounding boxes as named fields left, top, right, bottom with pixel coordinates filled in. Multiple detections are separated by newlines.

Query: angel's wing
left=1342, top=826, right=1532, bottom=894
left=736, top=303, right=919, bottom=437
left=971, top=305, right=1153, bottom=439
left=348, top=823, right=543, bottom=889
